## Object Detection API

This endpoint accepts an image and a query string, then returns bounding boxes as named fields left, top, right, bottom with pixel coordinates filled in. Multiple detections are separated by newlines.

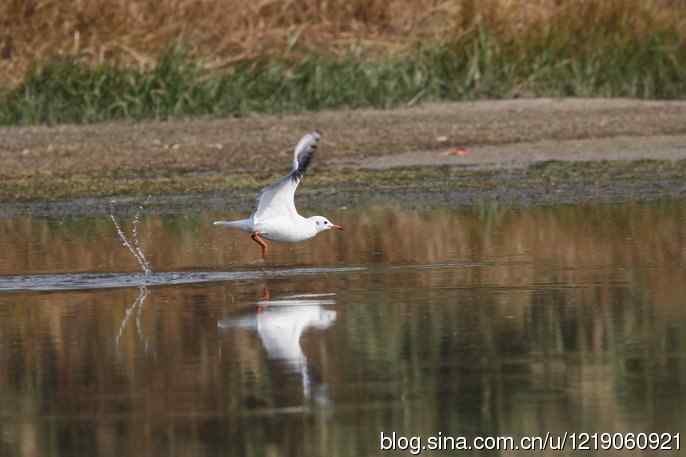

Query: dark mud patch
left=2, top=159, right=685, bottom=218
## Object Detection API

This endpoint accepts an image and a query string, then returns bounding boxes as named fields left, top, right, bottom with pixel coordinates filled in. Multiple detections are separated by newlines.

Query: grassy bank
left=2, top=29, right=685, bottom=125
left=0, top=1, right=685, bottom=125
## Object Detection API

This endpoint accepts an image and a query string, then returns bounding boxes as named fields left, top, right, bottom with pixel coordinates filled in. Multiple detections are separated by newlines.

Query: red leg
left=251, top=232, right=269, bottom=259
left=257, top=286, right=270, bottom=312
left=260, top=286, right=271, bottom=301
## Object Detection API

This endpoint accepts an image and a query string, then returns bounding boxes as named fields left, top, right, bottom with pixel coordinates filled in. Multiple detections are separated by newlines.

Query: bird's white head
left=310, top=216, right=344, bottom=233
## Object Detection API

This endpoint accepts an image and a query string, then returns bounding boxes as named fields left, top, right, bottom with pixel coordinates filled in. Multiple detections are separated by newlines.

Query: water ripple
left=0, top=266, right=366, bottom=293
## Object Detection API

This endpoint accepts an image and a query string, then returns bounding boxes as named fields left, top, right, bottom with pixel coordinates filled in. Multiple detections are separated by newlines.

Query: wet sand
left=1, top=98, right=686, bottom=215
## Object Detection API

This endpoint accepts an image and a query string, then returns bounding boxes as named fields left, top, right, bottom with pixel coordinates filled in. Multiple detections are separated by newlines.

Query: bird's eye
left=325, top=221, right=329, bottom=225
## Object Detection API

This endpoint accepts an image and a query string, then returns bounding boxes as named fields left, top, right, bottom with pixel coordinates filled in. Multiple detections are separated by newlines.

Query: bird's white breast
left=255, top=216, right=317, bottom=243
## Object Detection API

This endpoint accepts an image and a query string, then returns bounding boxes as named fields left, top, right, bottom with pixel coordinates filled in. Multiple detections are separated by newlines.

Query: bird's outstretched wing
left=252, top=131, right=320, bottom=223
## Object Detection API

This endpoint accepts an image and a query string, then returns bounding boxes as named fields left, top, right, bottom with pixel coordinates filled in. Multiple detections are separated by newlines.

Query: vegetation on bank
left=0, top=0, right=685, bottom=125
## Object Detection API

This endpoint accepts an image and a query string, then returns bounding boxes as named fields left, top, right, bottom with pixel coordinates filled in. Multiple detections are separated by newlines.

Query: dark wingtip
left=290, top=132, right=319, bottom=182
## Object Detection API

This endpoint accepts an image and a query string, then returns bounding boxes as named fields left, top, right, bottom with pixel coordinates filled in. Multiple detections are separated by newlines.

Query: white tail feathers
left=213, top=219, right=253, bottom=232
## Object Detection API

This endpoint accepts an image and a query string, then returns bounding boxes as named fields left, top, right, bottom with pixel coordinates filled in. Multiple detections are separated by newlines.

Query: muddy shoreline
left=1, top=98, right=686, bottom=216
left=3, top=162, right=685, bottom=217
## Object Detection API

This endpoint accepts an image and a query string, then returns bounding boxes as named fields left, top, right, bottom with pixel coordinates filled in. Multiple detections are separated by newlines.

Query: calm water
left=0, top=202, right=685, bottom=456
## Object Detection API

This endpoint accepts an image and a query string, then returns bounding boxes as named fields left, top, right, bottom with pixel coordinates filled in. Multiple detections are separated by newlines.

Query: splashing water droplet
left=110, top=204, right=152, bottom=276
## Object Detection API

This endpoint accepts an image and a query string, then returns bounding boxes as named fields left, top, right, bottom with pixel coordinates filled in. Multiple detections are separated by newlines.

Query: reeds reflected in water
left=0, top=201, right=684, bottom=456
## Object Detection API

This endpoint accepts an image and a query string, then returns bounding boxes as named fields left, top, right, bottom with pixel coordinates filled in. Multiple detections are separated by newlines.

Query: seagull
left=213, top=131, right=343, bottom=259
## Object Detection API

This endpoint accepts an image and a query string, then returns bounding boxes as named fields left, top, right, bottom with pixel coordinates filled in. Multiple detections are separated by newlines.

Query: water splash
left=110, top=202, right=152, bottom=276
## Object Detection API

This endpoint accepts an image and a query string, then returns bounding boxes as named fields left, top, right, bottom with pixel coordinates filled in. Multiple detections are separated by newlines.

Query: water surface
left=0, top=202, right=684, bottom=456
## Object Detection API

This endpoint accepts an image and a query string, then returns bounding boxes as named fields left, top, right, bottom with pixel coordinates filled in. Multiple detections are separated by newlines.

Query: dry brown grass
left=1, top=0, right=685, bottom=87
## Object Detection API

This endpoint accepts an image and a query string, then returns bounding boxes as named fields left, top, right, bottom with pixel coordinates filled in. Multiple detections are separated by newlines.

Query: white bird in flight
left=213, top=131, right=343, bottom=259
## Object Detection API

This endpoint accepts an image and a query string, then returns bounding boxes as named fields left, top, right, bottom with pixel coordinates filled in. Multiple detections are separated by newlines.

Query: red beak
left=331, top=224, right=344, bottom=231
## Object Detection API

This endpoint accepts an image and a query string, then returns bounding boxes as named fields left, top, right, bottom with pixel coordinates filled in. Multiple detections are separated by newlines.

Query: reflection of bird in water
left=218, top=293, right=336, bottom=403
left=213, top=131, right=343, bottom=259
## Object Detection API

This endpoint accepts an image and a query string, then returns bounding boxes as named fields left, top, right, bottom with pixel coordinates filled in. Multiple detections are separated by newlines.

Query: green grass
left=1, top=27, right=685, bottom=126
